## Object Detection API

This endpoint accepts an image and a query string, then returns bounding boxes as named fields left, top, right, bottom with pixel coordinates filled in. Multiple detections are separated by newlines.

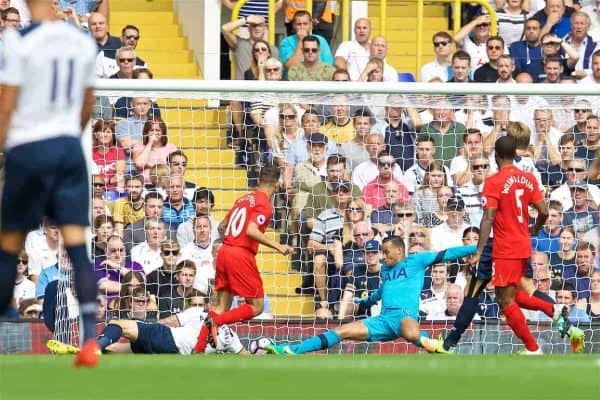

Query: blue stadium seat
left=397, top=72, right=416, bottom=82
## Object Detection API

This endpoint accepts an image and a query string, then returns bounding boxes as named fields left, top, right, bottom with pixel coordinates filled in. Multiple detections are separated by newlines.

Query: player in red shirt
left=194, top=165, right=293, bottom=353
left=474, top=136, right=549, bottom=354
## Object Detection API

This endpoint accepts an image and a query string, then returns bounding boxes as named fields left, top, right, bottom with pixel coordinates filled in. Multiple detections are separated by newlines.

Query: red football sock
left=515, top=290, right=553, bottom=318
left=503, top=302, right=539, bottom=351
left=194, top=325, right=209, bottom=354
left=213, top=304, right=255, bottom=325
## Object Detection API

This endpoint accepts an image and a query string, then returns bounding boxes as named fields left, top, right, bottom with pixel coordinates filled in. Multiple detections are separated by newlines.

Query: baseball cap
left=446, top=196, right=465, bottom=211
left=568, top=180, right=588, bottom=190
left=330, top=180, right=351, bottom=193
left=307, top=132, right=328, bottom=145
left=364, top=240, right=381, bottom=252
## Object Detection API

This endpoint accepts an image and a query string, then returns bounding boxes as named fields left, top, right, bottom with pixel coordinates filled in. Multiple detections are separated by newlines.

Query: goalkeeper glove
left=353, top=296, right=372, bottom=307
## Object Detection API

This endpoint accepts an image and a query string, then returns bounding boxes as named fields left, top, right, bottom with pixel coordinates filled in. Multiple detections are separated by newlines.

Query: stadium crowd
left=4, top=0, right=600, bottom=328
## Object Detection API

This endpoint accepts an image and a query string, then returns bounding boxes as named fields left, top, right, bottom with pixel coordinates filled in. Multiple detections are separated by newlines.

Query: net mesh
left=46, top=83, right=600, bottom=355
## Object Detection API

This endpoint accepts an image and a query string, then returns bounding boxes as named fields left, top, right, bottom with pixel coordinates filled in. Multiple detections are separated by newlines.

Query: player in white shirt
left=0, top=0, right=98, bottom=366
left=49, top=307, right=247, bottom=355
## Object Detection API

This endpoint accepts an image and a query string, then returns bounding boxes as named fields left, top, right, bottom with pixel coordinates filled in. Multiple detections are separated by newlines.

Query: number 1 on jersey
left=515, top=188, right=524, bottom=223
left=50, top=58, right=74, bottom=106
left=225, top=207, right=247, bottom=237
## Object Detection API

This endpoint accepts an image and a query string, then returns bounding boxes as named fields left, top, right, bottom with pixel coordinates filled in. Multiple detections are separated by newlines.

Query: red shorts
left=491, top=258, right=527, bottom=287
left=214, top=244, right=264, bottom=298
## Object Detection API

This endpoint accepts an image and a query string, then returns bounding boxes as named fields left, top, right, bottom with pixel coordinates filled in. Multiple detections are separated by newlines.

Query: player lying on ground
left=48, top=306, right=247, bottom=355
left=195, top=165, right=293, bottom=353
left=266, top=235, right=476, bottom=355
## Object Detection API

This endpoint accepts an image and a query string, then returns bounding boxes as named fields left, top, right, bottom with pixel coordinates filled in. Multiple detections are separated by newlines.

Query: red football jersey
left=481, top=165, right=543, bottom=259
left=222, top=190, right=273, bottom=254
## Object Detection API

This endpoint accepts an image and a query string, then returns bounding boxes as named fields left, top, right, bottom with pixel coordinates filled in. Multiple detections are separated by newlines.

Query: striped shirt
left=496, top=8, right=530, bottom=46
left=239, top=0, right=270, bottom=23
left=309, top=208, right=344, bottom=244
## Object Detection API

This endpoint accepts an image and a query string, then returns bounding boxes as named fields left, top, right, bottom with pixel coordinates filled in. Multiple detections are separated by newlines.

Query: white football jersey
left=0, top=21, right=96, bottom=150
left=171, top=307, right=243, bottom=355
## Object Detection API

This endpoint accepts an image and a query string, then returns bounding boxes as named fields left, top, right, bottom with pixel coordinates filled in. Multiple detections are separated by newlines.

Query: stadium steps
left=368, top=1, right=449, bottom=77
left=109, top=2, right=200, bottom=79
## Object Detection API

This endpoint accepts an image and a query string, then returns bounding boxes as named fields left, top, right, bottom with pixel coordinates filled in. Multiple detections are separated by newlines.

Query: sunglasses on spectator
left=279, top=113, right=296, bottom=119
left=567, top=168, right=585, bottom=173
left=253, top=47, right=269, bottom=53
left=476, top=23, right=490, bottom=28
left=472, top=164, right=489, bottom=171
left=125, top=35, right=140, bottom=40
left=353, top=232, right=370, bottom=238
left=93, top=182, right=106, bottom=187
left=162, top=250, right=179, bottom=256
left=265, top=68, right=280, bottom=73
left=433, top=41, right=450, bottom=47
left=378, top=160, right=394, bottom=167
left=170, top=161, right=187, bottom=167
left=348, top=207, right=364, bottom=212
left=18, top=259, right=28, bottom=265
left=396, top=213, right=414, bottom=218
left=574, top=109, right=590, bottom=113
left=303, top=48, right=319, bottom=53
left=119, top=58, right=134, bottom=63
left=487, top=45, right=502, bottom=50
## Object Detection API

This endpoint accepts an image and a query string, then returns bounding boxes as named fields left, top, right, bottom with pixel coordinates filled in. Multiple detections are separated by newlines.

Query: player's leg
left=443, top=276, right=489, bottom=351
left=496, top=284, right=541, bottom=352
left=0, top=231, right=26, bottom=314
left=97, top=319, right=137, bottom=352
left=398, top=317, right=443, bottom=353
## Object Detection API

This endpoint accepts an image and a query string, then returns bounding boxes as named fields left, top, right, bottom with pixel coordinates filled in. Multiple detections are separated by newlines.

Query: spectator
left=419, top=99, right=466, bottom=166
left=589, top=154, right=600, bottom=184
left=156, top=260, right=198, bottom=318
left=166, top=150, right=197, bottom=201
left=339, top=109, right=374, bottom=171
left=531, top=108, right=562, bottom=172
left=454, top=95, right=492, bottom=133
left=146, top=240, right=180, bottom=297
left=456, top=153, right=491, bottom=226
left=541, top=55, right=566, bottom=83
left=365, top=35, right=398, bottom=82
left=419, top=185, right=454, bottom=228
left=360, top=57, right=384, bottom=82
left=92, top=214, right=114, bottom=263
left=12, top=250, right=34, bottom=308
left=370, top=182, right=406, bottom=234
left=426, top=283, right=464, bottom=320
left=448, top=50, right=472, bottom=82
left=352, top=133, right=404, bottom=190
left=564, top=11, right=598, bottom=75
left=420, top=31, right=453, bottom=82
left=95, top=235, right=144, bottom=297
left=567, top=100, right=593, bottom=143
left=307, top=180, right=352, bottom=318
left=381, top=95, right=420, bottom=172
left=27, top=219, right=59, bottom=283
left=497, top=0, right=531, bottom=46
left=89, top=11, right=120, bottom=52
left=162, top=175, right=195, bottom=230
left=338, top=239, right=382, bottom=320
left=288, top=35, right=335, bottom=81
left=118, top=285, right=158, bottom=321
left=582, top=0, right=600, bottom=33
left=179, top=215, right=215, bottom=295
left=523, top=254, right=556, bottom=320
left=574, top=114, right=599, bottom=163
left=430, top=196, right=471, bottom=250
left=496, top=54, right=517, bottom=83
left=122, top=192, right=166, bottom=252
left=534, top=0, right=575, bottom=38
left=2, top=6, right=20, bottom=29
left=474, top=36, right=506, bottom=82
left=19, top=299, right=41, bottom=319
left=413, top=160, right=449, bottom=221
left=404, top=134, right=452, bottom=193
left=109, top=270, right=146, bottom=317
left=245, top=39, right=273, bottom=80
left=543, top=133, right=574, bottom=188
left=342, top=199, right=371, bottom=246
left=420, top=263, right=449, bottom=318
left=92, top=120, right=125, bottom=191
left=451, top=129, right=493, bottom=187
left=562, top=180, right=599, bottom=236
left=131, top=218, right=165, bottom=275
left=177, top=188, right=219, bottom=248
left=113, top=68, right=161, bottom=119
left=580, top=49, right=600, bottom=83
left=584, top=270, right=600, bottom=321
left=322, top=99, right=353, bottom=145
left=97, top=25, right=147, bottom=78
left=112, top=175, right=145, bottom=234
left=109, top=46, right=138, bottom=80
left=509, top=18, right=543, bottom=75
left=532, top=200, right=564, bottom=253
left=280, top=10, right=333, bottom=73
left=453, top=13, right=493, bottom=70
left=555, top=281, right=591, bottom=322
left=362, top=151, right=411, bottom=209
left=92, top=197, right=110, bottom=222
left=448, top=226, right=479, bottom=289
left=132, top=119, right=177, bottom=185
left=304, top=155, right=362, bottom=231
left=525, top=33, right=579, bottom=82
left=334, top=18, right=371, bottom=81
left=564, top=241, right=595, bottom=299
left=281, top=0, right=334, bottom=41
left=58, top=0, right=98, bottom=17
left=116, top=97, right=152, bottom=174
left=341, top=220, right=373, bottom=280
left=549, top=226, right=577, bottom=280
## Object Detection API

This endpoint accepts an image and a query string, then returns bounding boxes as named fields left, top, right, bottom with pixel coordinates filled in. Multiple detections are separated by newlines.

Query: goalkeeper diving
left=48, top=306, right=247, bottom=355
left=267, top=236, right=473, bottom=355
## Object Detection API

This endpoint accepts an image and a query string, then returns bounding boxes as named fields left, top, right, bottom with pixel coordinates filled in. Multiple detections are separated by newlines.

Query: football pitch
left=1, top=355, right=599, bottom=400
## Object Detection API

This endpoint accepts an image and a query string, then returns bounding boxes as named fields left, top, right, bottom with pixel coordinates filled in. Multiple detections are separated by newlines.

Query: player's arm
left=80, top=87, right=95, bottom=131
left=218, top=217, right=229, bottom=237
left=246, top=222, right=292, bottom=255
left=418, top=245, right=478, bottom=267
left=530, top=199, right=549, bottom=236
left=0, top=85, right=19, bottom=150
left=355, top=284, right=383, bottom=307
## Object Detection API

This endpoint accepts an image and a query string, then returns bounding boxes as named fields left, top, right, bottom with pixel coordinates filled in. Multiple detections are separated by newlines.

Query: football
left=248, top=337, right=275, bottom=355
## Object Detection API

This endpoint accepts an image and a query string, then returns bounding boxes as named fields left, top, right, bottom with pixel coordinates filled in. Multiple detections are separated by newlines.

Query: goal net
left=50, top=80, right=600, bottom=355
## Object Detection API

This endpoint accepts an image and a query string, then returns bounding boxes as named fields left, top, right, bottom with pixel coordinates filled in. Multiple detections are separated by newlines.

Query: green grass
left=1, top=355, right=599, bottom=400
